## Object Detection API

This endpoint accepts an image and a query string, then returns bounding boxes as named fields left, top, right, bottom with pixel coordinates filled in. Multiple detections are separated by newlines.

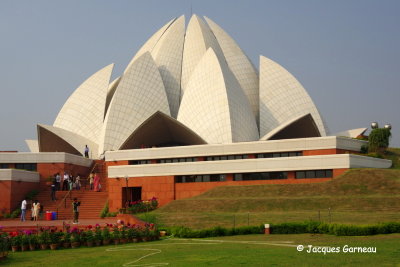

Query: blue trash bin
left=52, top=211, right=57, bottom=220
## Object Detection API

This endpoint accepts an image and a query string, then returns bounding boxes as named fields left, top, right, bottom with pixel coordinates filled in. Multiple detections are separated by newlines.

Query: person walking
left=51, top=183, right=56, bottom=201
left=20, top=199, right=27, bottom=222
left=72, top=198, right=81, bottom=224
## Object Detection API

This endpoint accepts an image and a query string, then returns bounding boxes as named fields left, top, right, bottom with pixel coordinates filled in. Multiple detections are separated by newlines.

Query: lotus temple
left=0, top=15, right=391, bottom=215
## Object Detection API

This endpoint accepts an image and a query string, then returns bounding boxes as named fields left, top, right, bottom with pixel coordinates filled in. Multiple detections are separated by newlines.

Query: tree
left=368, top=128, right=391, bottom=153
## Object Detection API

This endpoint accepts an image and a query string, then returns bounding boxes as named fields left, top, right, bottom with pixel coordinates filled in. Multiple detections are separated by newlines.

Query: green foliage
left=127, top=197, right=158, bottom=214
left=38, top=230, right=50, bottom=245
left=368, top=128, right=391, bottom=153
left=101, top=227, right=111, bottom=240
left=360, top=144, right=368, bottom=154
left=9, top=208, right=21, bottom=218
left=99, top=201, right=118, bottom=217
left=25, top=190, right=39, bottom=201
left=0, top=233, right=9, bottom=254
left=166, top=222, right=400, bottom=237
left=167, top=225, right=264, bottom=238
left=100, top=201, right=109, bottom=218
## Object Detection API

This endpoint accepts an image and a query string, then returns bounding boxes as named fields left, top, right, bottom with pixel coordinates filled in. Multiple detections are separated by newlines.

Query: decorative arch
left=119, top=111, right=207, bottom=149
left=260, top=113, right=321, bottom=141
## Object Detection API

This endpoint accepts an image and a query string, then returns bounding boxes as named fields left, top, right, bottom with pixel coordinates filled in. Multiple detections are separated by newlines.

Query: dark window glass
left=195, top=175, right=202, bottom=182
left=281, top=152, right=288, bottom=157
left=243, top=155, right=249, bottom=159
left=173, top=159, right=179, bottom=163
left=316, top=170, right=325, bottom=178
left=0, top=164, right=9, bottom=169
left=296, top=171, right=305, bottom=179
left=306, top=171, right=316, bottom=178
left=179, top=158, right=185, bottom=162
left=203, top=175, right=210, bottom=182
left=325, top=170, right=333, bottom=178
left=15, top=163, right=37, bottom=171
left=256, top=154, right=263, bottom=158
left=166, top=159, right=172, bottom=163
left=234, top=174, right=243, bottom=181
left=206, top=157, right=212, bottom=161
left=297, top=152, right=303, bottom=156
left=228, top=155, right=235, bottom=160
left=289, top=152, right=297, bottom=157
left=221, top=156, right=227, bottom=160
left=273, top=153, right=281, bottom=158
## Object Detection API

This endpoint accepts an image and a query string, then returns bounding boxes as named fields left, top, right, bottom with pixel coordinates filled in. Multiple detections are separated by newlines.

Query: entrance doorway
left=122, top=187, right=142, bottom=207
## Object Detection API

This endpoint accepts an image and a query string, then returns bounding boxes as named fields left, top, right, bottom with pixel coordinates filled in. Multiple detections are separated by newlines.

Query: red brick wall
left=303, top=149, right=354, bottom=156
left=0, top=181, right=39, bottom=213
left=108, top=176, right=175, bottom=212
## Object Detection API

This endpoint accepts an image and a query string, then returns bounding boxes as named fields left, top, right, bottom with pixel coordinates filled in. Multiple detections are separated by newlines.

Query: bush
left=100, top=201, right=109, bottom=218
left=167, top=225, right=264, bottom=238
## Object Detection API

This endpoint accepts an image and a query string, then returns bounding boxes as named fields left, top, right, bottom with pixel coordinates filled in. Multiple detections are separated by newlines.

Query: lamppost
left=125, top=176, right=129, bottom=211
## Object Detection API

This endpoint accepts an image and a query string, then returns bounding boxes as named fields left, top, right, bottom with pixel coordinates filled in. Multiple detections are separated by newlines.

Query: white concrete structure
left=25, top=140, right=39, bottom=153
left=0, top=152, right=93, bottom=167
left=0, top=169, right=40, bottom=182
left=107, top=154, right=391, bottom=178
left=336, top=128, right=368, bottom=138
left=259, top=56, right=327, bottom=138
left=54, top=64, right=113, bottom=144
left=101, top=53, right=170, bottom=152
left=33, top=15, right=362, bottom=159
left=178, top=48, right=259, bottom=143
left=205, top=16, right=259, bottom=122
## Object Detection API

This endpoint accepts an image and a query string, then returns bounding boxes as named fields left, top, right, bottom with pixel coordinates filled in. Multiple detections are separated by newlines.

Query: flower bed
left=0, top=221, right=159, bottom=253
left=127, top=197, right=158, bottom=214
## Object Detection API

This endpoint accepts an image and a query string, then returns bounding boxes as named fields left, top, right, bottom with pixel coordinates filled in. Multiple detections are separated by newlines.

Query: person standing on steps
left=88, top=173, right=94, bottom=190
left=20, top=199, right=27, bottom=222
left=72, top=198, right=81, bottom=224
left=51, top=183, right=56, bottom=201
left=93, top=173, right=101, bottom=192
left=84, top=145, right=89, bottom=158
left=32, top=200, right=40, bottom=221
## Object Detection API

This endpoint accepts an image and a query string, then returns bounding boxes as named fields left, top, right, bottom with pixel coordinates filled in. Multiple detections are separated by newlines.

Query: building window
left=256, top=151, right=302, bottom=158
left=233, top=172, right=287, bottom=181
left=295, top=170, right=333, bottom=179
left=175, top=174, right=226, bottom=183
left=14, top=163, right=37, bottom=172
left=0, top=163, right=9, bottom=169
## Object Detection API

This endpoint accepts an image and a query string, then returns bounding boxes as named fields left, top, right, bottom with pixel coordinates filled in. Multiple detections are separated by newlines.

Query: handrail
left=56, top=190, right=72, bottom=217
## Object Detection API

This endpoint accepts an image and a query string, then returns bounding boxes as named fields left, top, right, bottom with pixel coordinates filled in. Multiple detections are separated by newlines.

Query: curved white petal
left=178, top=48, right=259, bottom=144
left=25, top=140, right=39, bottom=153
left=100, top=52, right=170, bottom=152
left=151, top=15, right=185, bottom=118
left=259, top=56, right=327, bottom=137
left=181, top=15, right=226, bottom=97
left=335, top=128, right=367, bottom=138
left=204, top=16, right=259, bottom=122
left=38, top=124, right=98, bottom=157
left=124, top=18, right=176, bottom=74
left=105, top=76, right=121, bottom=118
left=54, top=64, right=113, bottom=143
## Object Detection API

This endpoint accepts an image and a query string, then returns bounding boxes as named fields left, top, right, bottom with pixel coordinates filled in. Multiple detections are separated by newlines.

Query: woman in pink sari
left=93, top=173, right=101, bottom=192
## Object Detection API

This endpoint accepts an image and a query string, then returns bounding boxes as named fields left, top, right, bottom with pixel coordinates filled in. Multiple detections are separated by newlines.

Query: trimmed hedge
left=163, top=222, right=400, bottom=238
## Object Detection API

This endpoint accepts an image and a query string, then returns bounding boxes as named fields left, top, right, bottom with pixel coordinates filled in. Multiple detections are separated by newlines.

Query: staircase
left=27, top=160, right=109, bottom=220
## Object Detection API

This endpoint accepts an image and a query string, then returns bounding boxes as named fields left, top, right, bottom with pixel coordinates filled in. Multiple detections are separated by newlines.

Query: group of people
left=20, top=199, right=42, bottom=222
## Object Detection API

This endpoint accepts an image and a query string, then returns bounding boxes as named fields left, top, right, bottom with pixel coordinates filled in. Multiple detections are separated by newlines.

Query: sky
left=0, top=0, right=399, bottom=151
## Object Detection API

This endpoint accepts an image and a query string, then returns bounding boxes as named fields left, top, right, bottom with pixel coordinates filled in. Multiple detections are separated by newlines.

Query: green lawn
left=146, top=168, right=400, bottom=228
left=3, top=234, right=400, bottom=266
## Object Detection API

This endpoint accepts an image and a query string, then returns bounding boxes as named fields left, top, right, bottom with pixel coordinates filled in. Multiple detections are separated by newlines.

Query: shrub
left=127, top=197, right=158, bottom=214
left=100, top=201, right=109, bottom=218
left=368, top=128, right=391, bottom=153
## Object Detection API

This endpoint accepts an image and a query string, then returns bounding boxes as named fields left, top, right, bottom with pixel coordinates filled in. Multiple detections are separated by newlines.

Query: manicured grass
left=3, top=234, right=400, bottom=266
left=146, top=168, right=400, bottom=228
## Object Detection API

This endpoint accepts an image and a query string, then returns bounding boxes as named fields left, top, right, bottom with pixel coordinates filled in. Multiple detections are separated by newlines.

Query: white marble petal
left=259, top=56, right=327, bottom=138
left=181, top=14, right=226, bottom=98
left=25, top=140, right=39, bottom=153
left=178, top=48, right=259, bottom=144
left=100, top=52, right=171, bottom=152
left=151, top=15, right=185, bottom=118
left=205, top=16, right=259, bottom=123
left=54, top=64, right=113, bottom=143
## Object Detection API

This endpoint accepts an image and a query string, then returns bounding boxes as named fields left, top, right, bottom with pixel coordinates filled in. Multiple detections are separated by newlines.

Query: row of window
left=175, top=170, right=333, bottom=183
left=0, top=163, right=37, bottom=171
left=295, top=170, right=333, bottom=179
left=175, top=174, right=226, bottom=183
left=128, top=151, right=303, bottom=165
left=256, top=151, right=302, bottom=158
left=234, top=172, right=287, bottom=181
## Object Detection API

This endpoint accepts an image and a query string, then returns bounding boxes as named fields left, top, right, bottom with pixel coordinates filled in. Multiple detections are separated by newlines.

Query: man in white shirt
left=20, top=199, right=27, bottom=222
left=63, top=172, right=69, bottom=191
